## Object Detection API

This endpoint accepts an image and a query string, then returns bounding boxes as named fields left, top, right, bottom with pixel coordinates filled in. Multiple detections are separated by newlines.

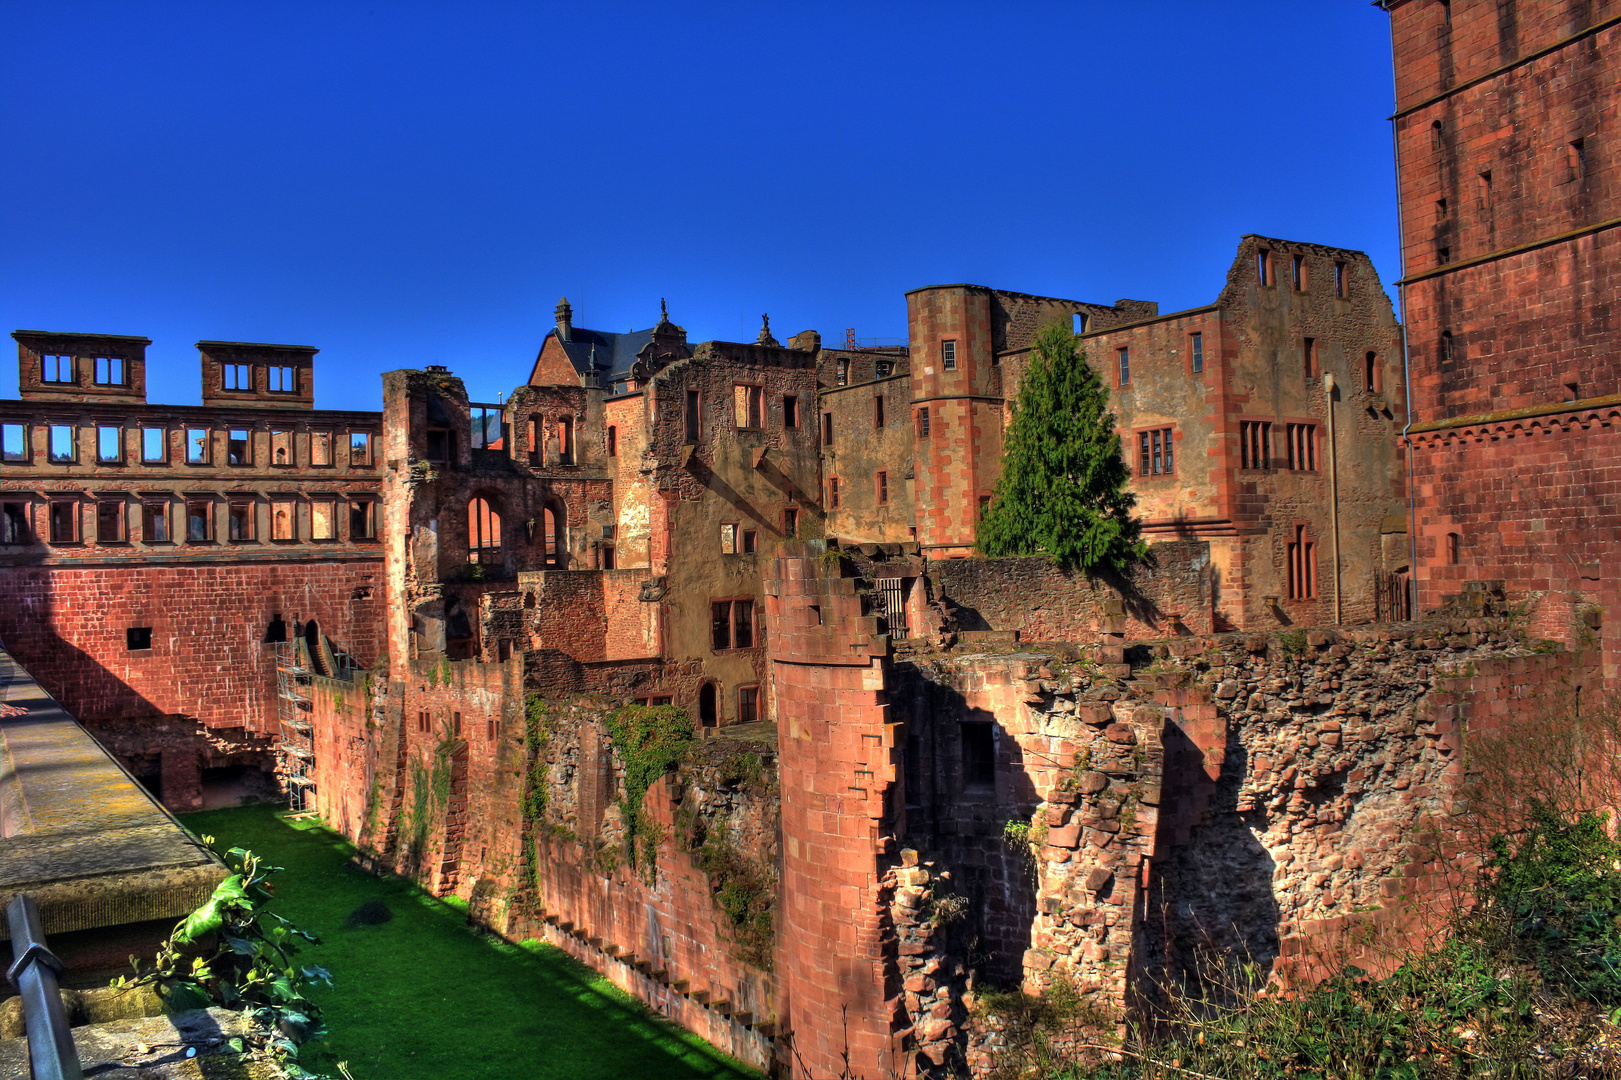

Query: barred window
left=1286, top=424, right=1317, bottom=471
left=1241, top=421, right=1272, bottom=470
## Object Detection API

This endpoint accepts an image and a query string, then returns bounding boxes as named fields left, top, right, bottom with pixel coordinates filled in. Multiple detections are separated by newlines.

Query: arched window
left=698, top=683, right=718, bottom=728
left=542, top=505, right=565, bottom=568
left=469, top=496, right=502, bottom=564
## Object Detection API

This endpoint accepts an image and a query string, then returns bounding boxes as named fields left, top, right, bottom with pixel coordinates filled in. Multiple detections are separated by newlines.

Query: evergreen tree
left=976, top=322, right=1146, bottom=574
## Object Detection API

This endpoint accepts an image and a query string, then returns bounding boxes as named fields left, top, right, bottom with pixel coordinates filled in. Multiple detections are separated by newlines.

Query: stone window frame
left=1283, top=421, right=1318, bottom=472
left=2, top=421, right=30, bottom=464
left=782, top=394, right=800, bottom=429
left=269, top=496, right=299, bottom=542
left=270, top=428, right=296, bottom=468
left=96, top=423, right=125, bottom=465
left=826, top=476, right=840, bottom=510
left=1302, top=337, right=1318, bottom=381
left=1291, top=252, right=1308, bottom=292
left=227, top=428, right=253, bottom=467
left=736, top=683, right=760, bottom=726
left=95, top=495, right=128, bottom=544
left=310, top=430, right=334, bottom=467
left=141, top=497, right=172, bottom=544
left=710, top=596, right=757, bottom=652
left=1239, top=419, right=1274, bottom=471
left=1334, top=260, right=1348, bottom=298
left=140, top=426, right=167, bottom=465
left=1256, top=247, right=1275, bottom=287
left=267, top=365, right=297, bottom=394
left=733, top=383, right=765, bottom=431
left=48, top=424, right=77, bottom=465
left=93, top=356, right=126, bottom=387
left=875, top=469, right=888, bottom=506
left=309, top=495, right=339, bottom=543
left=349, top=498, right=377, bottom=541
left=1134, top=426, right=1175, bottom=478
left=47, top=496, right=80, bottom=545
left=874, top=393, right=885, bottom=430
left=720, top=521, right=739, bottom=555
left=227, top=497, right=257, bottom=543
left=41, top=354, right=76, bottom=385
left=222, top=363, right=253, bottom=392
left=1, top=499, right=31, bottom=545
left=1187, top=330, right=1205, bottom=376
left=1286, top=522, right=1317, bottom=601
left=186, top=427, right=211, bottom=466
left=1116, top=347, right=1131, bottom=388
left=941, top=339, right=958, bottom=372
left=184, top=496, right=216, bottom=544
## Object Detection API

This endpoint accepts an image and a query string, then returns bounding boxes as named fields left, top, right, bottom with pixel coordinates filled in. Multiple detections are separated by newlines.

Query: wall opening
left=699, top=683, right=718, bottom=728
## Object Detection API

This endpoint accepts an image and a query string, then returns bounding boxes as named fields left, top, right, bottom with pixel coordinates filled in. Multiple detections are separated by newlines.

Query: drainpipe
left=1324, top=371, right=1342, bottom=625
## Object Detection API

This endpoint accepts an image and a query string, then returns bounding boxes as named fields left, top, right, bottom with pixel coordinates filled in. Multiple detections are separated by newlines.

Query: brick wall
left=929, top=541, right=1215, bottom=641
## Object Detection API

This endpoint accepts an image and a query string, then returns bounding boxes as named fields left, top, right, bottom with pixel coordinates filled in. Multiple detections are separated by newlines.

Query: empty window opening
left=1436, top=197, right=1448, bottom=222
left=1441, top=331, right=1455, bottom=365
left=470, top=405, right=503, bottom=451
left=469, top=496, right=502, bottom=564
left=94, top=356, right=124, bottom=386
left=1138, top=428, right=1174, bottom=476
left=452, top=713, right=463, bottom=739
left=1334, top=261, right=1347, bottom=298
left=1, top=502, right=28, bottom=545
left=737, top=685, right=759, bottom=725
left=2, top=424, right=26, bottom=462
left=264, top=615, right=288, bottom=644
left=1286, top=424, right=1317, bottom=471
left=874, top=394, right=885, bottom=429
left=126, top=627, right=152, bottom=651
left=1241, top=421, right=1273, bottom=470
left=311, top=430, right=332, bottom=465
left=1446, top=532, right=1461, bottom=565
left=734, top=384, right=764, bottom=429
left=1562, top=139, right=1586, bottom=185
left=186, top=500, right=212, bottom=542
left=1303, top=337, right=1317, bottom=380
left=224, top=364, right=251, bottom=391
left=721, top=522, right=738, bottom=554
left=557, top=416, right=573, bottom=464
left=142, top=501, right=169, bottom=543
left=1287, top=524, right=1317, bottom=600
left=1437, top=246, right=1450, bottom=264
left=1430, top=119, right=1444, bottom=151
left=229, top=501, right=254, bottom=542
left=782, top=507, right=798, bottom=538
left=228, top=429, right=250, bottom=465
left=49, top=500, right=77, bottom=543
left=827, top=477, right=840, bottom=509
left=48, top=425, right=76, bottom=464
left=350, top=431, right=372, bottom=465
left=350, top=500, right=375, bottom=539
left=875, top=359, right=894, bottom=378
left=98, top=425, right=122, bottom=463
left=140, top=427, right=165, bottom=463
left=1189, top=332, right=1203, bottom=373
left=268, top=366, right=296, bottom=393
left=1257, top=248, right=1273, bottom=286
left=599, top=544, right=615, bottom=569
left=711, top=599, right=755, bottom=650
left=607, top=425, right=618, bottom=456
left=836, top=358, right=849, bottom=386
left=311, top=498, right=336, bottom=541
left=916, top=407, right=930, bottom=438
left=699, top=682, right=718, bottom=728
left=42, top=355, right=73, bottom=384
left=809, top=604, right=823, bottom=626
left=742, top=529, right=757, bottom=554
left=978, top=494, right=991, bottom=518
left=543, top=506, right=564, bottom=567
left=685, top=389, right=701, bottom=444
left=1364, top=352, right=1379, bottom=393
left=425, top=427, right=450, bottom=462
left=1117, top=347, right=1131, bottom=386
left=270, top=429, right=293, bottom=465
left=877, top=470, right=889, bottom=506
left=960, top=722, right=995, bottom=791
left=271, top=499, right=296, bottom=541
left=187, top=428, right=209, bottom=464
left=821, top=412, right=833, bottom=446
left=1479, top=171, right=1493, bottom=206
left=1073, top=312, right=1089, bottom=335
left=487, top=718, right=501, bottom=740
left=783, top=395, right=799, bottom=429
left=96, top=499, right=124, bottom=543
left=942, top=340, right=958, bottom=371
left=1292, top=253, right=1306, bottom=290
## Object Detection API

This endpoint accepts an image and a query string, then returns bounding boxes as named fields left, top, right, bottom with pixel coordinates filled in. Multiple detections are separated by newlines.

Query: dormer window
left=224, top=364, right=251, bottom=391
left=268, top=366, right=296, bottom=393
left=94, top=357, right=124, bottom=386
left=42, top=355, right=73, bottom=384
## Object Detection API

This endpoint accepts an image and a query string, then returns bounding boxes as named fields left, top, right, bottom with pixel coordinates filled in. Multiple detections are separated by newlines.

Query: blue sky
left=1, top=2, right=1400, bottom=412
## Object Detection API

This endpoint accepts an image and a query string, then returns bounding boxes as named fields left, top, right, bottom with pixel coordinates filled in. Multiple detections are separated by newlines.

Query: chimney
left=555, top=297, right=573, bottom=343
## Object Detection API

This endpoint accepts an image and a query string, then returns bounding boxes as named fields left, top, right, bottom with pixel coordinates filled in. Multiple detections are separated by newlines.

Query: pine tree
left=976, top=322, right=1146, bottom=574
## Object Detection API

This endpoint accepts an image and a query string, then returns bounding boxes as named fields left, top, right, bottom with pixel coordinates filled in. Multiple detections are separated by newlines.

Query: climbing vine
left=520, top=694, right=553, bottom=894
left=403, top=721, right=454, bottom=861
left=603, top=703, right=694, bottom=877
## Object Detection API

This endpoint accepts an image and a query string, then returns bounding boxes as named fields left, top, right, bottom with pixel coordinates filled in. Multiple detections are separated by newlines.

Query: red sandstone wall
left=0, top=561, right=383, bottom=733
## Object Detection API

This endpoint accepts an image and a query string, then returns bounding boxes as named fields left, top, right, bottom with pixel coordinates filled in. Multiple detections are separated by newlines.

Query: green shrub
left=603, top=704, right=694, bottom=873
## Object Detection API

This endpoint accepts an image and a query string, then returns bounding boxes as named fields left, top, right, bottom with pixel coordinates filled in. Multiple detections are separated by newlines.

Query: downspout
left=1324, top=372, right=1342, bottom=625
left=1388, top=8, right=1420, bottom=618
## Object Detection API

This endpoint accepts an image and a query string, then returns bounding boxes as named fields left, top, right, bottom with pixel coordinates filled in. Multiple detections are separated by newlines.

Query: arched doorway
left=469, top=496, right=502, bottom=565
left=698, top=683, right=718, bottom=728
left=304, top=619, right=332, bottom=677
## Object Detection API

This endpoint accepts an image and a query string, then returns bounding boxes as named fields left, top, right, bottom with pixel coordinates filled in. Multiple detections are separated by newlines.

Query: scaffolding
left=274, top=634, right=316, bottom=814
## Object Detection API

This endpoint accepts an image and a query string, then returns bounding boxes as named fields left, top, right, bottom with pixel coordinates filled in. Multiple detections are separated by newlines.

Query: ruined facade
left=1387, top=0, right=1621, bottom=681
left=0, top=333, right=383, bottom=809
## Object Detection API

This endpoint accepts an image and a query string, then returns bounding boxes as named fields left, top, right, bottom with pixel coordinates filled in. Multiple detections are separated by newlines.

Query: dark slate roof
left=551, top=327, right=656, bottom=380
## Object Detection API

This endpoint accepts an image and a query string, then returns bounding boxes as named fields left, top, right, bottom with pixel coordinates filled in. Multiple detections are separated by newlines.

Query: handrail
left=5, top=893, right=83, bottom=1080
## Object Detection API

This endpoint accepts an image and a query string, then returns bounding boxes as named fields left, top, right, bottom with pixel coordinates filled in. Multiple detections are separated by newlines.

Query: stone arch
left=541, top=498, right=567, bottom=569
left=468, top=492, right=503, bottom=566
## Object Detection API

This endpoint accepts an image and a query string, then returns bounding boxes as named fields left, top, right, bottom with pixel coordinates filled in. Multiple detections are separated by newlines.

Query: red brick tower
left=762, top=543, right=904, bottom=1078
left=1387, top=0, right=1621, bottom=680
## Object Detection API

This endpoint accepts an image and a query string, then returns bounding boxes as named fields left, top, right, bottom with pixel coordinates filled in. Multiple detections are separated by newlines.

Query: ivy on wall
left=603, top=703, right=694, bottom=879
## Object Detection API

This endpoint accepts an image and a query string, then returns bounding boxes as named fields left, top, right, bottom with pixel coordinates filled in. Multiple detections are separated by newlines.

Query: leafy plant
left=602, top=704, right=694, bottom=873
left=976, top=322, right=1145, bottom=575
left=116, top=839, right=335, bottom=1077
left=698, top=836, right=776, bottom=969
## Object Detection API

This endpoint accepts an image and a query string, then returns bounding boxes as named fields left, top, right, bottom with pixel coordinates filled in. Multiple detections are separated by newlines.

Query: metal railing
left=6, top=893, right=82, bottom=1080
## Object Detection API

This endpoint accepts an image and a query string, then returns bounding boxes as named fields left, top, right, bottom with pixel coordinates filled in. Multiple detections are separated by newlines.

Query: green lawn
left=180, top=805, right=760, bottom=1080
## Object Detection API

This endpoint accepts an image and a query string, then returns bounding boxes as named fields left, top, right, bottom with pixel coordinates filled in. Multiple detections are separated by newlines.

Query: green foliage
left=603, top=704, right=694, bottom=872
left=1485, top=804, right=1621, bottom=1005
left=118, top=839, right=334, bottom=1077
left=976, top=323, right=1145, bottom=575
left=1003, top=819, right=1031, bottom=847
left=698, top=836, right=775, bottom=970
left=438, top=657, right=452, bottom=686
left=1277, top=629, right=1309, bottom=655
left=403, top=724, right=454, bottom=859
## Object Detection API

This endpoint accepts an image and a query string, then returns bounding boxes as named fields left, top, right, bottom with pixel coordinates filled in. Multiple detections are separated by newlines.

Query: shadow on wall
left=1141, top=724, right=1280, bottom=1000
